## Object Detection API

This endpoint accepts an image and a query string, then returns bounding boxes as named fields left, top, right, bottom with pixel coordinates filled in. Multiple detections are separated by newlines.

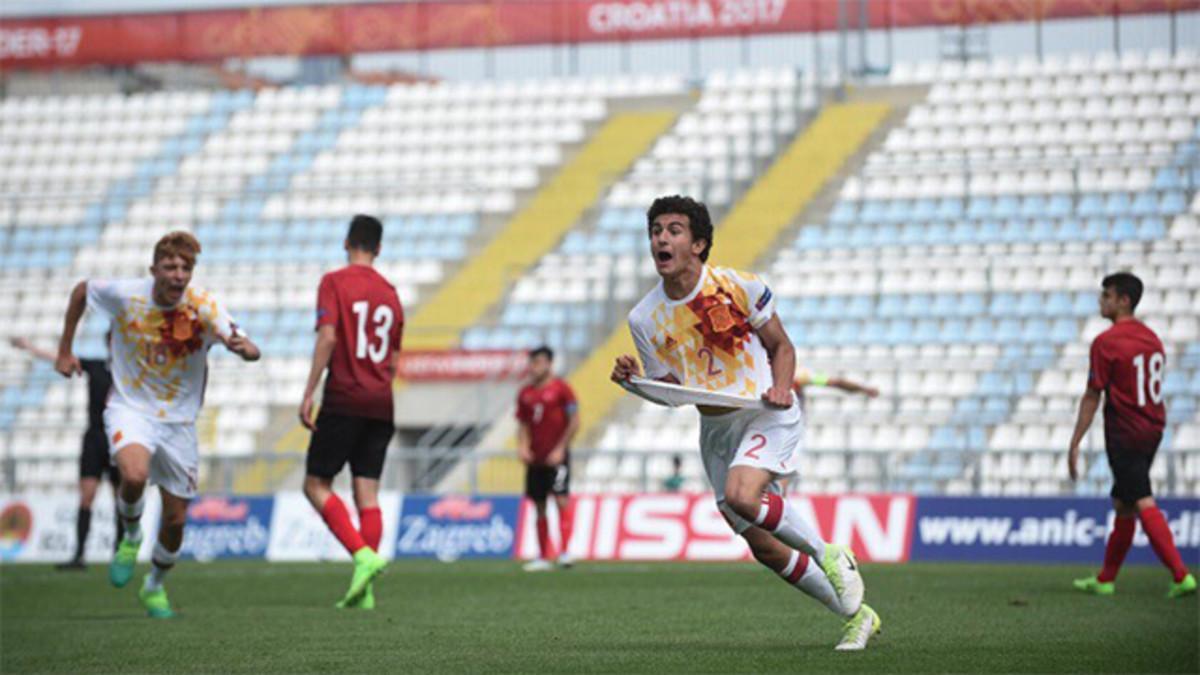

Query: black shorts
left=525, top=463, right=570, bottom=502
left=80, top=428, right=118, bottom=481
left=305, top=411, right=394, bottom=480
left=1106, top=433, right=1162, bottom=503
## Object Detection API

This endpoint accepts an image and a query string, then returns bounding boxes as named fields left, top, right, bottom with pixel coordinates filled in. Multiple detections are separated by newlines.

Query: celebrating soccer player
left=11, top=335, right=124, bottom=569
left=611, top=195, right=878, bottom=651
left=1069, top=272, right=1196, bottom=598
left=54, top=231, right=260, bottom=618
left=516, top=346, right=579, bottom=571
left=299, top=215, right=403, bottom=609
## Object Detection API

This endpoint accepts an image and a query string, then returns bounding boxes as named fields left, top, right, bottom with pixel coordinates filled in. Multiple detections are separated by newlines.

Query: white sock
left=755, top=494, right=827, bottom=563
left=116, top=496, right=144, bottom=542
left=143, top=540, right=179, bottom=592
left=779, top=550, right=846, bottom=616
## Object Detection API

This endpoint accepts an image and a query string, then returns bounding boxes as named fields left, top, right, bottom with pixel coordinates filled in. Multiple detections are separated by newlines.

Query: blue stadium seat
left=1015, top=292, right=1042, bottom=317
left=860, top=201, right=887, bottom=223
left=885, top=319, right=914, bottom=345
left=1129, top=192, right=1157, bottom=217
left=993, top=196, right=1020, bottom=219
left=1136, top=217, right=1165, bottom=240
left=965, top=318, right=992, bottom=342
left=930, top=294, right=957, bottom=317
left=1054, top=218, right=1083, bottom=242
left=994, top=319, right=1021, bottom=343
left=1099, top=190, right=1128, bottom=216
left=1077, top=193, right=1104, bottom=217
left=874, top=223, right=900, bottom=246
left=942, top=319, right=967, bottom=343
left=829, top=202, right=856, bottom=225
left=1019, top=196, right=1045, bottom=218
left=1046, top=195, right=1072, bottom=218
left=1111, top=218, right=1137, bottom=242
left=935, top=198, right=963, bottom=220
left=1020, top=319, right=1050, bottom=344
left=1029, top=219, right=1054, bottom=242
left=1158, top=191, right=1185, bottom=215
left=989, top=293, right=1016, bottom=316
left=878, top=295, right=904, bottom=318
left=966, top=197, right=993, bottom=219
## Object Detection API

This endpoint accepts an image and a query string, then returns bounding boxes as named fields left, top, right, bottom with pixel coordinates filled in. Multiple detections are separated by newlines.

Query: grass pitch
left=2, top=560, right=1196, bottom=673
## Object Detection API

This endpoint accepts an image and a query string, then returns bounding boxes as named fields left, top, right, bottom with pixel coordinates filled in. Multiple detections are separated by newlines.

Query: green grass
left=2, top=561, right=1196, bottom=673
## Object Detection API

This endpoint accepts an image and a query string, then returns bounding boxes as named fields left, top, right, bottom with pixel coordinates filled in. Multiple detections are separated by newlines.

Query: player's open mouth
left=656, top=251, right=673, bottom=263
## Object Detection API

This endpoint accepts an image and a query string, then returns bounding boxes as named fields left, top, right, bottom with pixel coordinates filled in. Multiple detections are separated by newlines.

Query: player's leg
left=1076, top=497, right=1136, bottom=595
left=342, top=420, right=391, bottom=610
left=137, top=486, right=185, bottom=619
left=107, top=461, right=126, bottom=548
left=523, top=466, right=555, bottom=571
left=1136, top=496, right=1195, bottom=596
left=1115, top=440, right=1193, bottom=595
left=58, top=443, right=101, bottom=570
left=552, top=463, right=574, bottom=567
left=721, top=409, right=865, bottom=615
left=739, top=517, right=879, bottom=650
left=108, top=441, right=152, bottom=588
left=303, top=413, right=368, bottom=555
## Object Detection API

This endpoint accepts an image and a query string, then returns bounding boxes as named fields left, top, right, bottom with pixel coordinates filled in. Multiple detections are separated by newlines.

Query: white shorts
left=104, top=404, right=200, bottom=499
left=698, top=401, right=804, bottom=534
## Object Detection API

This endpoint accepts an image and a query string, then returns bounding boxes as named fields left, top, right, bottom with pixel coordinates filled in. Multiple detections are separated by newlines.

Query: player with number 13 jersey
left=299, top=215, right=404, bottom=610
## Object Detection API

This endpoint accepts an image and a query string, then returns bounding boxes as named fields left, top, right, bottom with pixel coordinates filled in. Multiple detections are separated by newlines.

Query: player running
left=54, top=231, right=260, bottom=618
left=299, top=215, right=402, bottom=610
left=1069, top=272, right=1196, bottom=598
left=516, top=346, right=579, bottom=571
left=611, top=195, right=878, bottom=651
left=11, top=336, right=124, bottom=569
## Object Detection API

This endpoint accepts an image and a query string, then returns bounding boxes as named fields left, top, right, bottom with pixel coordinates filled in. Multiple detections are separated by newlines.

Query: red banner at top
left=1, top=0, right=1195, bottom=67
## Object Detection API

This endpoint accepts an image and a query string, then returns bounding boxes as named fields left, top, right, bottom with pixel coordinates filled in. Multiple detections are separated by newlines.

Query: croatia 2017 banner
left=2, top=0, right=1195, bottom=67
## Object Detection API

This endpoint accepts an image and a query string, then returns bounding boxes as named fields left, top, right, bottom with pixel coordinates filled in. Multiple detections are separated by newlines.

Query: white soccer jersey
left=628, top=265, right=777, bottom=398
left=87, top=278, right=238, bottom=423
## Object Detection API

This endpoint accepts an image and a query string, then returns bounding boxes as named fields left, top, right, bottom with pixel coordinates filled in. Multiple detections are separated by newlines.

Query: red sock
left=558, top=503, right=574, bottom=555
left=1139, top=506, right=1188, bottom=583
left=321, top=494, right=366, bottom=555
left=536, top=515, right=556, bottom=560
left=359, top=507, right=382, bottom=552
left=1097, top=515, right=1136, bottom=583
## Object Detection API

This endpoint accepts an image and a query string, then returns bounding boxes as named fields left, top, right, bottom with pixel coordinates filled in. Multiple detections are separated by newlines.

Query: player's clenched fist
left=761, top=385, right=794, bottom=409
left=54, top=351, right=82, bottom=378
left=611, top=354, right=641, bottom=382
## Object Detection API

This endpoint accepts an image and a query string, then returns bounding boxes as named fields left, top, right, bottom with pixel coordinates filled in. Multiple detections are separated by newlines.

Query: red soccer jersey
left=516, top=378, right=577, bottom=464
left=1088, top=319, right=1167, bottom=448
left=316, top=265, right=404, bottom=421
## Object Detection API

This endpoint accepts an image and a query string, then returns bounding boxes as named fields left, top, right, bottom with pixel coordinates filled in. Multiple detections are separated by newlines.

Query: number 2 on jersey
left=697, top=346, right=724, bottom=377
left=351, top=300, right=394, bottom=364
left=1132, top=352, right=1164, bottom=407
left=743, top=433, right=767, bottom=460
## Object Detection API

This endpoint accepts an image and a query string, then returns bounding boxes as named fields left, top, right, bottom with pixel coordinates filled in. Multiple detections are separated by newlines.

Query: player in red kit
left=1069, top=272, right=1195, bottom=598
left=516, top=346, right=580, bottom=571
left=299, top=215, right=404, bottom=609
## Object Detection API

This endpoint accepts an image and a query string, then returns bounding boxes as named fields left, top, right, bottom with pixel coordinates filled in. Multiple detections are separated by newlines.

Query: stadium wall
left=2, top=492, right=1196, bottom=566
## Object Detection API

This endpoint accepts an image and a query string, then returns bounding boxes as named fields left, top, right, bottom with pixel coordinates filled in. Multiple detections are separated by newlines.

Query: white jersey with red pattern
left=628, top=265, right=777, bottom=398
left=87, top=278, right=238, bottom=423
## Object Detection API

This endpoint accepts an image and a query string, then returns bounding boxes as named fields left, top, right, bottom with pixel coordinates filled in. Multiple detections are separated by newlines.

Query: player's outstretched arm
left=1067, top=387, right=1102, bottom=481
left=756, top=315, right=795, bottom=409
left=9, top=337, right=57, bottom=363
left=54, top=282, right=86, bottom=378
left=829, top=377, right=880, bottom=398
left=223, top=332, right=261, bottom=362
left=516, top=423, right=534, bottom=465
left=299, top=325, right=337, bottom=431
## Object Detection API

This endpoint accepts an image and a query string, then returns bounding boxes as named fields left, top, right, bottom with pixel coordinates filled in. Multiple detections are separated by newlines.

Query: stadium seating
left=0, top=75, right=687, bottom=487
left=0, top=54, right=1196, bottom=497
left=576, top=50, right=1200, bottom=497
left=461, top=67, right=818, bottom=355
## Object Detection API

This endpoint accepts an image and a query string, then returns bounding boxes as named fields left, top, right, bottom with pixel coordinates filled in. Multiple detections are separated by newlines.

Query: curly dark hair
left=646, top=195, right=714, bottom=262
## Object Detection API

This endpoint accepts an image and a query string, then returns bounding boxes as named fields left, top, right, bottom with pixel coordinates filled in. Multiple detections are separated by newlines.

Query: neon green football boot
left=1167, top=573, right=1196, bottom=599
left=339, top=548, right=386, bottom=608
left=138, top=580, right=175, bottom=619
left=109, top=537, right=140, bottom=588
left=1072, top=576, right=1115, bottom=596
left=337, top=583, right=376, bottom=610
